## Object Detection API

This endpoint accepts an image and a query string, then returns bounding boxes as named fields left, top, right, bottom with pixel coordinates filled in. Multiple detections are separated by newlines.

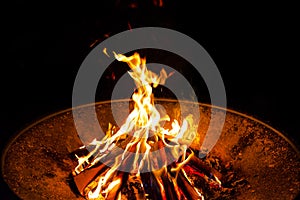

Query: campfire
left=2, top=97, right=300, bottom=200
left=2, top=42, right=299, bottom=200
left=72, top=52, right=221, bottom=199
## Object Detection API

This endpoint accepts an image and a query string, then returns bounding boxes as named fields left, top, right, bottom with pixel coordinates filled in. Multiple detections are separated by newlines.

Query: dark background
left=1, top=1, right=299, bottom=199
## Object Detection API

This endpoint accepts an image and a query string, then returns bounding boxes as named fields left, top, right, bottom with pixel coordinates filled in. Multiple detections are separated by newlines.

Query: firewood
left=177, top=171, right=204, bottom=200
left=73, top=163, right=107, bottom=196
left=72, top=137, right=132, bottom=195
left=188, top=153, right=222, bottom=180
left=160, top=171, right=180, bottom=200
left=105, top=172, right=125, bottom=200
left=141, top=172, right=162, bottom=200
left=119, top=174, right=146, bottom=200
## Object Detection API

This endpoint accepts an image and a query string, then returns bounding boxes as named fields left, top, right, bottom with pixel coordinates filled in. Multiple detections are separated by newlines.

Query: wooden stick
left=160, top=171, right=180, bottom=200
left=141, top=172, right=162, bottom=200
left=72, top=136, right=133, bottom=196
left=73, top=163, right=107, bottom=196
left=105, top=172, right=125, bottom=200
left=188, top=153, right=222, bottom=180
left=177, top=171, right=204, bottom=200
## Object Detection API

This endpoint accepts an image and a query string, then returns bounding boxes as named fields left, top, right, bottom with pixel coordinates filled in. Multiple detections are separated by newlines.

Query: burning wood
left=71, top=51, right=222, bottom=199
left=73, top=163, right=107, bottom=196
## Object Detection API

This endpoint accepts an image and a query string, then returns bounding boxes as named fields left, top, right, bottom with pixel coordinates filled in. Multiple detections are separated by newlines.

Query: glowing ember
left=73, top=52, right=221, bottom=199
left=153, top=0, right=164, bottom=7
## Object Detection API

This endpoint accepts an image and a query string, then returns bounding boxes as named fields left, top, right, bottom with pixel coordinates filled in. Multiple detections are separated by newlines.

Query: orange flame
left=74, top=51, right=205, bottom=199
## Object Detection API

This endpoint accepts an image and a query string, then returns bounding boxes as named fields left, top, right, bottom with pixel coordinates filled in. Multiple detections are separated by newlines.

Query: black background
left=1, top=1, right=299, bottom=199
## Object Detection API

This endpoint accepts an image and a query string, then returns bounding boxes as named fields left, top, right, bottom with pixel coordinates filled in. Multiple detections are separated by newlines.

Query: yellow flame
left=102, top=48, right=109, bottom=57
left=74, top=51, right=200, bottom=199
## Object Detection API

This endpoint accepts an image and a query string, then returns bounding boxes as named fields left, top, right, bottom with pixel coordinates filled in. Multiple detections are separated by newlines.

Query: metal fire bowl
left=2, top=99, right=300, bottom=200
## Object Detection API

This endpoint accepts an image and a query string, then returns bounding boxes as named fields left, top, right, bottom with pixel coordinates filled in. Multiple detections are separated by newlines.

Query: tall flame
left=73, top=51, right=218, bottom=199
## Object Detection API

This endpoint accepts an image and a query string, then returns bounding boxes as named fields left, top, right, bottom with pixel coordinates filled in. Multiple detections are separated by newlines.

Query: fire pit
left=2, top=51, right=300, bottom=200
left=2, top=98, right=300, bottom=199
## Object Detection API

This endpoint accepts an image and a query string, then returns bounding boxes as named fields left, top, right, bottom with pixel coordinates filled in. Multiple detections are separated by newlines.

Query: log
left=177, top=171, right=204, bottom=200
left=105, top=172, right=125, bottom=200
left=188, top=153, right=222, bottom=180
left=73, top=163, right=107, bottom=196
left=119, top=174, right=146, bottom=200
left=72, top=136, right=134, bottom=196
left=160, top=171, right=180, bottom=200
left=72, top=133, right=221, bottom=199
left=140, top=172, right=162, bottom=200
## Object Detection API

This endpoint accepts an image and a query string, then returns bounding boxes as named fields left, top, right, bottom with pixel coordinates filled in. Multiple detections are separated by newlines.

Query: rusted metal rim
left=1, top=99, right=299, bottom=199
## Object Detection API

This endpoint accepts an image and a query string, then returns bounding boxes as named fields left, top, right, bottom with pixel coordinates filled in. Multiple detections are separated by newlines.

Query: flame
left=73, top=51, right=217, bottom=199
left=102, top=48, right=109, bottom=57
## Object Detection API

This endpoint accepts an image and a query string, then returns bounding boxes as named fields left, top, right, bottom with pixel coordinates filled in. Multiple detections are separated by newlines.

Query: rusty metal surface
left=2, top=99, right=300, bottom=199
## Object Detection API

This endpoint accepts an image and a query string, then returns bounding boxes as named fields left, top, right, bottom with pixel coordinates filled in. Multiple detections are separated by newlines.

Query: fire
left=73, top=51, right=221, bottom=199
